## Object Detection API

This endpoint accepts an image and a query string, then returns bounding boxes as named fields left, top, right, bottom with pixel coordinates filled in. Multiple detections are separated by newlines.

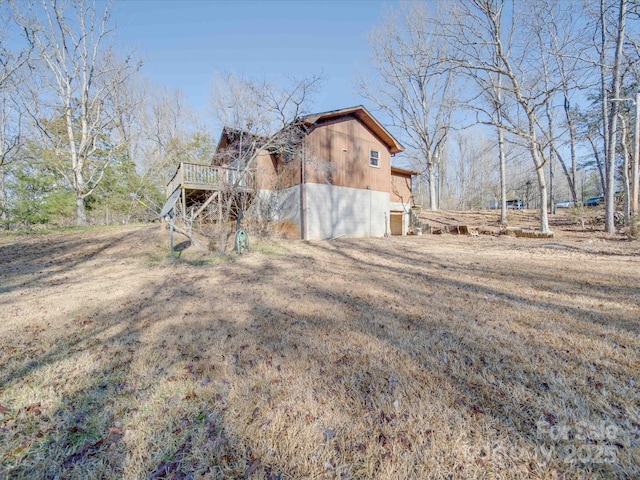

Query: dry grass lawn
left=1, top=212, right=639, bottom=479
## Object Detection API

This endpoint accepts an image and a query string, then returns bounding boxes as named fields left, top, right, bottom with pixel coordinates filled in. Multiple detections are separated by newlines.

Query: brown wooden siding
left=391, top=171, right=412, bottom=203
left=303, top=115, right=391, bottom=192
left=274, top=157, right=302, bottom=189
left=254, top=151, right=278, bottom=189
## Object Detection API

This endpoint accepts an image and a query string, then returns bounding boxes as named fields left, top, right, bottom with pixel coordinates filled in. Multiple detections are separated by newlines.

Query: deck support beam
left=193, top=191, right=220, bottom=221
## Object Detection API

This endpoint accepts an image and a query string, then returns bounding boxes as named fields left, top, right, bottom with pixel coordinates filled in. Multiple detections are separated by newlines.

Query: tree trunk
left=549, top=148, right=555, bottom=215
left=623, top=146, right=631, bottom=227
left=498, top=124, right=507, bottom=224
left=604, top=0, right=626, bottom=234
left=604, top=155, right=617, bottom=232
left=605, top=106, right=620, bottom=233
left=534, top=161, right=551, bottom=234
left=620, top=115, right=631, bottom=225
left=528, top=135, right=551, bottom=233
left=599, top=0, right=610, bottom=201
left=437, top=154, right=443, bottom=210
left=0, top=170, right=6, bottom=225
left=74, top=160, right=87, bottom=226
left=567, top=100, right=579, bottom=204
left=75, top=194, right=86, bottom=226
left=632, top=92, right=639, bottom=217
left=427, top=162, right=438, bottom=211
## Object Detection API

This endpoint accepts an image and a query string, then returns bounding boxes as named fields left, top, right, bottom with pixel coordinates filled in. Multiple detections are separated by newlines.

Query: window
left=369, top=149, right=379, bottom=167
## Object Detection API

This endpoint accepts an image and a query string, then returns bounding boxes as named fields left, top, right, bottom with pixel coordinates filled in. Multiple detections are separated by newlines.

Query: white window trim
left=369, top=149, right=380, bottom=168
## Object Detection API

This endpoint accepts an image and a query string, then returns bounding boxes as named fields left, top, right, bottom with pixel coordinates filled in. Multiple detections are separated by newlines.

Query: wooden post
left=170, top=214, right=175, bottom=262
left=179, top=162, right=186, bottom=216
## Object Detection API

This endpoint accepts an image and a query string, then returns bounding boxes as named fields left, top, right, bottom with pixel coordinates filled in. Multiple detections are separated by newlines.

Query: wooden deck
left=166, top=162, right=255, bottom=198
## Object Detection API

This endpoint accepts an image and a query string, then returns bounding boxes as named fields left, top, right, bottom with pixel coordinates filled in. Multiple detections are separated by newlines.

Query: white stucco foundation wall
left=252, top=186, right=301, bottom=228
left=304, top=183, right=390, bottom=240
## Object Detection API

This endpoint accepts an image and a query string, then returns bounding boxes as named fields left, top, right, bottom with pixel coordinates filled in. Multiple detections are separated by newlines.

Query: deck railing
left=410, top=194, right=424, bottom=210
left=166, top=162, right=255, bottom=197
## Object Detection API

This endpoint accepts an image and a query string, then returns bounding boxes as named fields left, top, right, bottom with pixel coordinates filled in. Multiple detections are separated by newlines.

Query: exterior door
left=390, top=212, right=403, bottom=235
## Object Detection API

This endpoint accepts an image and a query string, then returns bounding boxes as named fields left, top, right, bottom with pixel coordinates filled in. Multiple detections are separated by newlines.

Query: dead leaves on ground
left=147, top=439, right=192, bottom=480
left=61, top=427, right=123, bottom=472
left=377, top=430, right=412, bottom=451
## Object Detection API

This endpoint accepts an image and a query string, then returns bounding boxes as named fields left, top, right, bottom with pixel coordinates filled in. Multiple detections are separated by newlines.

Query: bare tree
left=527, top=0, right=594, bottom=210
left=445, top=0, right=560, bottom=233
left=182, top=71, right=324, bottom=250
left=571, top=0, right=639, bottom=229
left=360, top=2, right=457, bottom=211
left=444, top=131, right=497, bottom=210
left=0, top=7, right=33, bottom=224
left=494, top=74, right=509, bottom=223
left=131, top=80, right=210, bottom=205
left=465, top=69, right=513, bottom=221
left=599, top=0, right=628, bottom=233
left=619, top=112, right=632, bottom=224
left=576, top=99, right=608, bottom=196
left=14, top=0, right=139, bottom=225
left=0, top=7, right=32, bottom=92
left=0, top=93, right=25, bottom=223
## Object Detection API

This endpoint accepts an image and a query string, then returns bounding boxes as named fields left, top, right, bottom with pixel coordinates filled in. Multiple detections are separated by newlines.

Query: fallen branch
left=173, top=224, right=207, bottom=253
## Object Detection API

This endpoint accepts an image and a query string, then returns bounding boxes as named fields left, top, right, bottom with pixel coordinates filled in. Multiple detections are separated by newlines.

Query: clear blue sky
left=111, top=0, right=396, bottom=132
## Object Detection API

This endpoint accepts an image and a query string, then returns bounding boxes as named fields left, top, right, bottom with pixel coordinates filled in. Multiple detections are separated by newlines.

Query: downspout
left=300, top=148, right=306, bottom=240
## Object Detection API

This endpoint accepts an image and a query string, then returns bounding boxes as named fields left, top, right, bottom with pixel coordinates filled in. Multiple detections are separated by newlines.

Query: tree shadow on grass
left=168, top=240, right=637, bottom=478
left=305, top=238, right=640, bottom=335
left=212, top=238, right=639, bottom=478
left=0, top=265, right=251, bottom=478
left=0, top=229, right=144, bottom=297
left=1, top=232, right=637, bottom=479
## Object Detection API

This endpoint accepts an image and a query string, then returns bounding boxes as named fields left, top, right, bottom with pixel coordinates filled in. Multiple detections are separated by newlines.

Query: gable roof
left=299, top=105, right=405, bottom=155
left=216, top=126, right=267, bottom=150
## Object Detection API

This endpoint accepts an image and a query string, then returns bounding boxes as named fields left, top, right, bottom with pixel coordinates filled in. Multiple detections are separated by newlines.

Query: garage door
left=390, top=212, right=403, bottom=235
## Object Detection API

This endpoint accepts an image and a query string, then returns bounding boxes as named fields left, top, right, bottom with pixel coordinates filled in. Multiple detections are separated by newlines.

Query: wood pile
left=506, top=228, right=555, bottom=238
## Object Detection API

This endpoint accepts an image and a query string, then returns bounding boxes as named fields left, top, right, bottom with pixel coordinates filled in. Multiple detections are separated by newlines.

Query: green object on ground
left=234, top=229, right=249, bottom=253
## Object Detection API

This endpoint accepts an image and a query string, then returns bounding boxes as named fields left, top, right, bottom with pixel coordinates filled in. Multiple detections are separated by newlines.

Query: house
left=166, top=105, right=419, bottom=240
